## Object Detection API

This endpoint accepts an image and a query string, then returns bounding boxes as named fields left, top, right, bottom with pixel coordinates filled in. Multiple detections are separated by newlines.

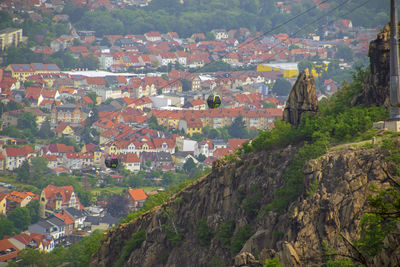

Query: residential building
left=0, top=28, right=23, bottom=51
left=50, top=104, right=88, bottom=127
left=29, top=233, right=54, bottom=253
left=3, top=146, right=36, bottom=171
left=39, top=185, right=81, bottom=218
left=0, top=193, right=8, bottom=215
left=178, top=117, right=202, bottom=136
left=55, top=211, right=75, bottom=235
left=6, top=63, right=60, bottom=82
left=84, top=213, right=119, bottom=231
left=0, top=239, right=19, bottom=263
left=6, top=191, right=37, bottom=213
left=122, top=153, right=140, bottom=172
left=125, top=188, right=147, bottom=211
left=65, top=207, right=87, bottom=230
left=46, top=216, right=66, bottom=244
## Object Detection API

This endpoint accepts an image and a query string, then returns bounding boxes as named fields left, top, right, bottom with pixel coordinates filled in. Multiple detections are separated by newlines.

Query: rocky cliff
left=352, top=23, right=393, bottom=107
left=90, top=142, right=398, bottom=267
left=283, top=69, right=318, bottom=127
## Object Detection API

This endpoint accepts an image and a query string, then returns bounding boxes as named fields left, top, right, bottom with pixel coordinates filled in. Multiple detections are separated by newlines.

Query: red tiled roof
left=48, top=144, right=74, bottom=153
left=55, top=211, right=74, bottom=225
left=5, top=146, right=33, bottom=157
left=7, top=191, right=37, bottom=203
left=0, top=239, right=19, bottom=262
left=122, top=153, right=140, bottom=163
left=128, top=188, right=147, bottom=201
left=189, top=98, right=205, bottom=106
left=42, top=155, right=58, bottom=161
left=228, top=139, right=247, bottom=149
left=82, top=95, right=94, bottom=104
left=43, top=185, right=78, bottom=206
left=10, top=233, right=32, bottom=246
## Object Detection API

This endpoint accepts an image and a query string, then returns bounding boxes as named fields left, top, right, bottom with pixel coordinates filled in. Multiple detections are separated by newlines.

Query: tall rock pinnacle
left=283, top=69, right=318, bottom=127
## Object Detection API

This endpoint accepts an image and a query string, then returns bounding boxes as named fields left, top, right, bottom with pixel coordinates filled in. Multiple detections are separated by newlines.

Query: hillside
left=90, top=138, right=399, bottom=266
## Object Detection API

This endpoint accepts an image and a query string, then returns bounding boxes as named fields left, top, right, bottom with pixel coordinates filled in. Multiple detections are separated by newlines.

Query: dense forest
left=63, top=0, right=388, bottom=37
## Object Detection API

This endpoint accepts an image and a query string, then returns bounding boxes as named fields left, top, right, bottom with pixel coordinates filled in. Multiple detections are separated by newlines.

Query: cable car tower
left=387, top=0, right=400, bottom=131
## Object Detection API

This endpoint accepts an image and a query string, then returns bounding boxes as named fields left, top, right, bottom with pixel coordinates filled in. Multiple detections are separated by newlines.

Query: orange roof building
left=39, top=185, right=81, bottom=218
left=0, top=239, right=19, bottom=263
left=126, top=188, right=147, bottom=211
left=6, top=191, right=37, bottom=212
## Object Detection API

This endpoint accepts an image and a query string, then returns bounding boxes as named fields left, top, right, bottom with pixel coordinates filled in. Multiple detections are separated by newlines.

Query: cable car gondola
left=207, top=94, right=222, bottom=109
left=105, top=155, right=119, bottom=169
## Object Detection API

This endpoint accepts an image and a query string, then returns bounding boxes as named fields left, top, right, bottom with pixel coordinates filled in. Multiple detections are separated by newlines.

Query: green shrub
left=114, top=230, right=146, bottom=267
left=216, top=220, right=235, bottom=248
left=264, top=257, right=283, bottom=267
left=196, top=218, right=213, bottom=246
left=163, top=223, right=182, bottom=246
left=230, top=225, right=253, bottom=254
left=241, top=184, right=262, bottom=218
left=326, top=257, right=355, bottom=267
left=266, top=137, right=329, bottom=213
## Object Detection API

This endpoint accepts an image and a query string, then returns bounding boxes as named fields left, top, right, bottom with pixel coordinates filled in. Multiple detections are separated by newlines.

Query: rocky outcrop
left=90, top=143, right=398, bottom=267
left=283, top=69, right=318, bottom=127
left=352, top=23, right=393, bottom=107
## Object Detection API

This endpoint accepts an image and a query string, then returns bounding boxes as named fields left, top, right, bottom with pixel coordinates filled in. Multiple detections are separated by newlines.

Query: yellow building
left=0, top=28, right=23, bottom=51
left=54, top=124, right=75, bottom=138
left=0, top=193, right=7, bottom=215
left=257, top=63, right=298, bottom=78
left=258, top=62, right=329, bottom=78
left=6, top=63, right=61, bottom=82
left=178, top=118, right=202, bottom=136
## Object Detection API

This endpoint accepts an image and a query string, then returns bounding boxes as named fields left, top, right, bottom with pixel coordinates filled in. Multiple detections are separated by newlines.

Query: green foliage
left=264, top=258, right=283, bottom=267
left=8, top=207, right=30, bottom=231
left=15, top=248, right=48, bottom=266
left=228, top=116, right=249, bottom=139
left=38, top=118, right=54, bottom=139
left=211, top=256, right=225, bottom=267
left=183, top=158, right=196, bottom=173
left=335, top=46, right=354, bottom=62
left=200, top=61, right=232, bottom=72
left=163, top=222, right=182, bottom=246
left=326, top=257, right=355, bottom=267
left=0, top=217, right=19, bottom=239
left=306, top=179, right=320, bottom=197
left=16, top=160, right=30, bottom=183
left=241, top=184, right=262, bottom=218
left=248, top=119, right=298, bottom=153
left=26, top=199, right=40, bottom=224
left=216, top=219, right=235, bottom=248
left=67, top=230, right=106, bottom=267
left=196, top=218, right=213, bottom=246
left=354, top=134, right=400, bottom=258
left=271, top=78, right=291, bottom=96
left=263, top=101, right=277, bottom=108
left=181, top=78, right=192, bottom=91
left=356, top=213, right=395, bottom=257
left=115, top=230, right=146, bottom=267
left=230, top=224, right=253, bottom=253
left=265, top=137, right=329, bottom=213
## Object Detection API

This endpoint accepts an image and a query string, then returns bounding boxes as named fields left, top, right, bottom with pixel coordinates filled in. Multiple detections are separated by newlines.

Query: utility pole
left=387, top=0, right=400, bottom=131
left=390, top=0, right=400, bottom=120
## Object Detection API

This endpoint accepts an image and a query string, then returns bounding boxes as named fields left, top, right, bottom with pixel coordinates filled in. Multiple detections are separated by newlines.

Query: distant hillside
left=64, top=0, right=388, bottom=37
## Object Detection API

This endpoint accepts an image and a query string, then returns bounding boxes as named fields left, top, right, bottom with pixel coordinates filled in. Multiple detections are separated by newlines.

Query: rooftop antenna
left=390, top=0, right=400, bottom=121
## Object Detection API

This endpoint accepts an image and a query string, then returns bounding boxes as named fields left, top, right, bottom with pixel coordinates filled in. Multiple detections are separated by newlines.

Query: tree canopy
left=271, top=78, right=292, bottom=96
